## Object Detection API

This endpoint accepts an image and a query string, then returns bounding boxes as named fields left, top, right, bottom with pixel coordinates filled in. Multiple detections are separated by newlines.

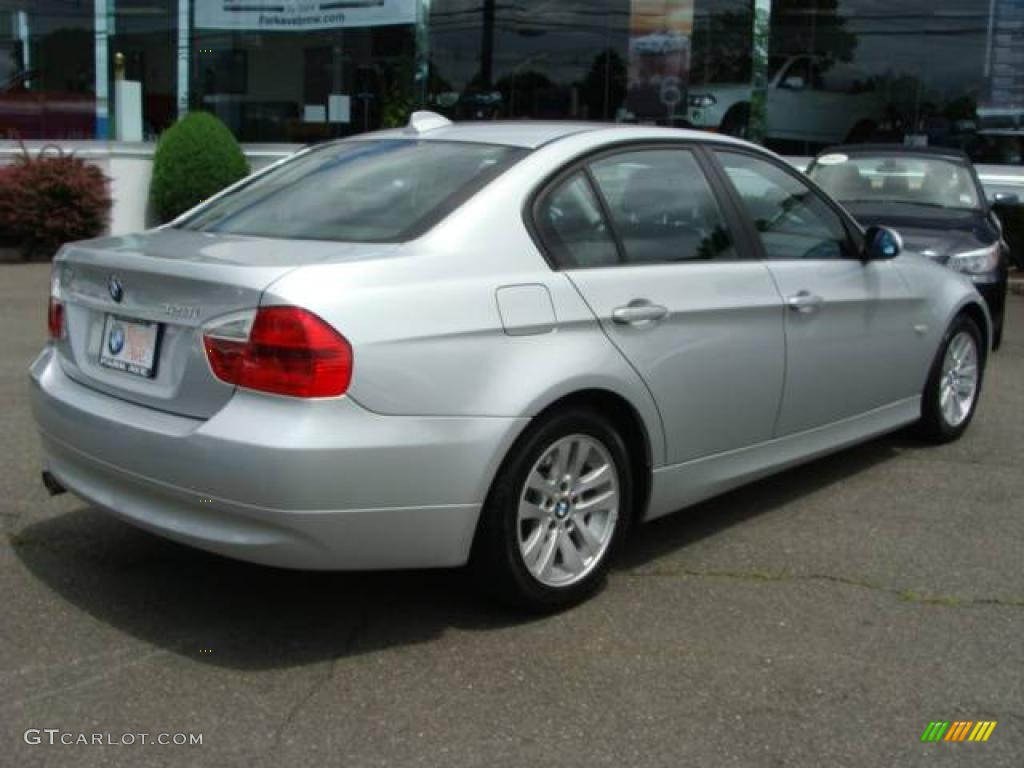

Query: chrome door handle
left=786, top=291, right=824, bottom=314
left=612, top=301, right=669, bottom=326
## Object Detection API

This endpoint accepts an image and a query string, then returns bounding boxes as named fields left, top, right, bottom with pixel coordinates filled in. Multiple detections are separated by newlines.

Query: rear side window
left=178, top=140, right=526, bottom=243
left=589, top=149, right=735, bottom=264
left=534, top=146, right=736, bottom=269
left=535, top=172, right=620, bottom=269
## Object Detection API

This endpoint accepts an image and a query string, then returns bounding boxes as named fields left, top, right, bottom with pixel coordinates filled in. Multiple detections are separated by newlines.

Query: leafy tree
left=579, top=49, right=627, bottom=120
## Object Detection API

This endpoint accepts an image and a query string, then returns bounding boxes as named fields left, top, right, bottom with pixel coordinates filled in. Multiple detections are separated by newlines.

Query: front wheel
left=916, top=315, right=985, bottom=443
left=471, top=409, right=632, bottom=611
left=720, top=103, right=751, bottom=140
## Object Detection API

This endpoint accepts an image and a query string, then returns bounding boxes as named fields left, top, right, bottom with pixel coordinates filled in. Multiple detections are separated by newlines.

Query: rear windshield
left=177, top=139, right=527, bottom=242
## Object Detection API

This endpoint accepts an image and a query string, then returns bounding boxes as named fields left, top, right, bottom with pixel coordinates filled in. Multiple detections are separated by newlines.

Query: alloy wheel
left=516, top=434, right=620, bottom=588
left=939, top=330, right=979, bottom=428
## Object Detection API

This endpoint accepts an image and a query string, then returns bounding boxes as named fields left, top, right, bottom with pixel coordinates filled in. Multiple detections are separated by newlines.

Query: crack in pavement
left=621, top=566, right=1024, bottom=609
left=261, top=595, right=370, bottom=764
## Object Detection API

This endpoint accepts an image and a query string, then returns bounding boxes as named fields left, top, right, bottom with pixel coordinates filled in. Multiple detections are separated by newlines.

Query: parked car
left=31, top=114, right=991, bottom=610
left=807, top=145, right=1011, bottom=348
left=1, top=70, right=94, bottom=140
left=688, top=55, right=884, bottom=146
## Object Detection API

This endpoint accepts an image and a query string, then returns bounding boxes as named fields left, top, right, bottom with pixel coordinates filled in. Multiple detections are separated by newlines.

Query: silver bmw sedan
left=31, top=113, right=990, bottom=609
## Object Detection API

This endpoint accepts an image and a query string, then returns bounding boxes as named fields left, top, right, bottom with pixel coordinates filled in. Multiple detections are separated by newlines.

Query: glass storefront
left=1, top=0, right=1021, bottom=166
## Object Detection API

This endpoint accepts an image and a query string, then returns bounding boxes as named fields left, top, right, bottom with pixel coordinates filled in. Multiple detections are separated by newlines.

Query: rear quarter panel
left=260, top=138, right=671, bottom=466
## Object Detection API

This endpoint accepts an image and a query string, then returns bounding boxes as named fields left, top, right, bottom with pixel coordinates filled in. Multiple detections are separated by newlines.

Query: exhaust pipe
left=41, top=470, right=66, bottom=497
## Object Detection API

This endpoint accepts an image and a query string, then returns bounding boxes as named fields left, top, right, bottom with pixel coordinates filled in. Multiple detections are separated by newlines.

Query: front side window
left=716, top=151, right=854, bottom=261
left=589, top=149, right=735, bottom=264
left=178, top=140, right=526, bottom=242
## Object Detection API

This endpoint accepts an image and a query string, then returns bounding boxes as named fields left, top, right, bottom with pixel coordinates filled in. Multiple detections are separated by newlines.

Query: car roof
left=357, top=118, right=755, bottom=151
left=815, top=144, right=972, bottom=164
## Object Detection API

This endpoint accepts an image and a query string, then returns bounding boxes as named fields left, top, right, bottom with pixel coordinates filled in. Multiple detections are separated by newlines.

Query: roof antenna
left=404, top=111, right=453, bottom=135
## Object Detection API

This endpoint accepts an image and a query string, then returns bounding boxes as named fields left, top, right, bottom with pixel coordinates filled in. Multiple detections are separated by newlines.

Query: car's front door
left=533, top=145, right=786, bottom=465
left=710, top=149, right=922, bottom=436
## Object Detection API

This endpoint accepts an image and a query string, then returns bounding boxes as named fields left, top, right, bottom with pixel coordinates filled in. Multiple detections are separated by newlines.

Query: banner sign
left=195, top=0, right=417, bottom=31
left=986, top=0, right=1024, bottom=111
left=625, top=0, right=694, bottom=122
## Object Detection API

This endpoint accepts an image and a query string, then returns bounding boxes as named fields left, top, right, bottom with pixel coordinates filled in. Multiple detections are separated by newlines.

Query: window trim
left=526, top=140, right=756, bottom=271
left=707, top=145, right=867, bottom=262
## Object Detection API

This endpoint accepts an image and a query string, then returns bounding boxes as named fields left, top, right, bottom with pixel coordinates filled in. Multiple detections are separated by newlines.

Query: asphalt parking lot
left=2, top=262, right=1022, bottom=767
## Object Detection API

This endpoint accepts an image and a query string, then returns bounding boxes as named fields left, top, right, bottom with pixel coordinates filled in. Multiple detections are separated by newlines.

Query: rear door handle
left=612, top=301, right=669, bottom=326
left=786, top=291, right=824, bottom=314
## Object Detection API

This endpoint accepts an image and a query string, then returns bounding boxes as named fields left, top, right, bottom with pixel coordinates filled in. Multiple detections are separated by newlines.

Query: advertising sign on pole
left=625, top=0, right=694, bottom=124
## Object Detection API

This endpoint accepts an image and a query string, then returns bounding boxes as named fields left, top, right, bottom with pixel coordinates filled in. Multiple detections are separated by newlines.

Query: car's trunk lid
left=52, top=229, right=382, bottom=419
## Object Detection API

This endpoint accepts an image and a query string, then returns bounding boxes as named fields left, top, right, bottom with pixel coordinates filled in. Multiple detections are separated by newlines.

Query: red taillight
left=47, top=297, right=65, bottom=340
left=204, top=306, right=353, bottom=398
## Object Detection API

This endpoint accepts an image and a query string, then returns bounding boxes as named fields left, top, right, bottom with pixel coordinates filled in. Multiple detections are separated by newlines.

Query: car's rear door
left=532, top=144, right=785, bottom=465
left=708, top=148, right=922, bottom=436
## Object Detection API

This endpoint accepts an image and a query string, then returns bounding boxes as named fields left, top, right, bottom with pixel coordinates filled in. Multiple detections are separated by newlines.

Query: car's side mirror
left=990, top=192, right=1020, bottom=207
left=781, top=75, right=806, bottom=91
left=863, top=226, right=902, bottom=260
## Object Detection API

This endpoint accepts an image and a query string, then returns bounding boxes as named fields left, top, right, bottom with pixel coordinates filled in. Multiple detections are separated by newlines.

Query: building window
left=190, top=2, right=417, bottom=143
left=1, top=1, right=97, bottom=139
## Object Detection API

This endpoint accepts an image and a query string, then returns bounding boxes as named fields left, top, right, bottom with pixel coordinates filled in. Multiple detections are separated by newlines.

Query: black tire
left=470, top=408, right=633, bottom=612
left=915, top=314, right=985, bottom=443
left=845, top=119, right=877, bottom=144
left=720, top=103, right=751, bottom=139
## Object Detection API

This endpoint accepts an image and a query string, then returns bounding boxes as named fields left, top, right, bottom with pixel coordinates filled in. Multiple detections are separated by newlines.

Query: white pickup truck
left=687, top=55, right=885, bottom=145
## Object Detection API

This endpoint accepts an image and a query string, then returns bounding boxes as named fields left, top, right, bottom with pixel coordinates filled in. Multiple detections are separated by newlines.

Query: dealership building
left=2, top=1, right=1022, bottom=229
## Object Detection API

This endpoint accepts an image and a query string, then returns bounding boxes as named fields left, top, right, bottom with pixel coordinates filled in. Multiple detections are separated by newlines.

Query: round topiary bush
left=150, top=112, right=249, bottom=223
left=0, top=145, right=112, bottom=260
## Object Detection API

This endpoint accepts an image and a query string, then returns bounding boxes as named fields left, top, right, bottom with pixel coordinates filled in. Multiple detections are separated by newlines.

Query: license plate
left=99, top=314, right=160, bottom=378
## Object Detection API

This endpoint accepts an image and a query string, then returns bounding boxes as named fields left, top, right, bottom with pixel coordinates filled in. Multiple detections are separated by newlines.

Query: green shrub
left=150, top=112, right=249, bottom=223
left=0, top=145, right=112, bottom=260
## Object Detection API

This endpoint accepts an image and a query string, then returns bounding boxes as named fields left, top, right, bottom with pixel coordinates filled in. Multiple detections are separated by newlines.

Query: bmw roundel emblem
left=107, top=324, right=125, bottom=355
left=108, top=275, right=124, bottom=303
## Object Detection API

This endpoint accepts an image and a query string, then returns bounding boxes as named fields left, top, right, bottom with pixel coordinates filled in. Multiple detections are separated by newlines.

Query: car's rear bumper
left=30, top=347, right=527, bottom=570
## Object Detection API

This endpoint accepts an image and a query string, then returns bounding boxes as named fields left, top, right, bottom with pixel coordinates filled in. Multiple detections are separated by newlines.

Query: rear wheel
left=916, top=315, right=984, bottom=443
left=471, top=409, right=632, bottom=611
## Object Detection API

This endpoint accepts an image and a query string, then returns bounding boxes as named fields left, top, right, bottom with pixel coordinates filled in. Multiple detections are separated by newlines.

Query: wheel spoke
left=548, top=446, right=566, bottom=484
left=557, top=530, right=585, bottom=575
left=575, top=488, right=615, bottom=513
left=525, top=470, right=551, bottom=498
left=576, top=464, right=610, bottom=494
left=953, top=334, right=969, bottom=363
left=522, top=523, right=546, bottom=563
left=518, top=498, right=547, bottom=521
left=535, top=530, right=559, bottom=578
left=953, top=378, right=975, bottom=397
left=943, top=396, right=956, bottom=422
left=567, top=439, right=588, bottom=482
left=573, top=516, right=602, bottom=558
